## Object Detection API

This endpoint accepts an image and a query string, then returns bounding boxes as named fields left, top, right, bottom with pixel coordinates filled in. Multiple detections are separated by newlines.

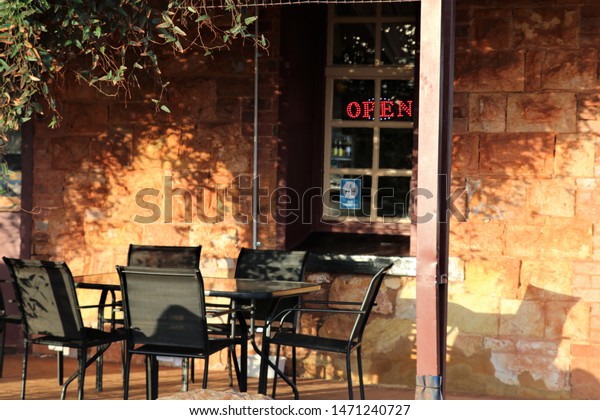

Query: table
left=73, top=273, right=320, bottom=397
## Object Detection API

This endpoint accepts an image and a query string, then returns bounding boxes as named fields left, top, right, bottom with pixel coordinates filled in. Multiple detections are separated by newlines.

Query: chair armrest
left=267, top=305, right=366, bottom=329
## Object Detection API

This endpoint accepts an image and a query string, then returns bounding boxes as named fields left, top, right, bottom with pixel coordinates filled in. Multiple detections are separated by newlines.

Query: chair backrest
left=349, top=263, right=394, bottom=344
left=127, top=244, right=201, bottom=269
left=2, top=257, right=83, bottom=340
left=116, top=266, right=209, bottom=348
left=234, top=248, right=308, bottom=282
left=234, top=248, right=309, bottom=323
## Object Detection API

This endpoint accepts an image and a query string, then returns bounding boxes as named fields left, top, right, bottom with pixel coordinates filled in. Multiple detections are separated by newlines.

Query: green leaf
left=244, top=16, right=258, bottom=26
left=160, top=105, right=170, bottom=113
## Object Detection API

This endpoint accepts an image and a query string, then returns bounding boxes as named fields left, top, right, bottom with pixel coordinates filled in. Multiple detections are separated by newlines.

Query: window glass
left=331, top=127, right=373, bottom=169
left=332, top=23, right=376, bottom=65
left=379, top=128, right=413, bottom=169
left=381, top=22, right=417, bottom=66
left=333, top=79, right=375, bottom=120
left=376, top=176, right=412, bottom=218
left=382, top=3, right=419, bottom=17
left=334, top=5, right=376, bottom=16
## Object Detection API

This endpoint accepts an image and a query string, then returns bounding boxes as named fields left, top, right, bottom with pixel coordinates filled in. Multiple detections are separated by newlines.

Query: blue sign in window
left=340, top=178, right=361, bottom=210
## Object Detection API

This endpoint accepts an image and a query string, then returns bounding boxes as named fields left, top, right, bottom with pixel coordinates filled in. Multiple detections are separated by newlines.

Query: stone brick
left=467, top=177, right=531, bottom=220
left=500, top=299, right=545, bottom=337
left=525, top=50, right=543, bottom=91
left=528, top=179, right=576, bottom=217
left=449, top=219, right=506, bottom=258
left=539, top=218, right=592, bottom=259
left=571, top=344, right=600, bottom=398
left=454, top=50, right=525, bottom=92
left=64, top=102, right=109, bottom=133
left=465, top=258, right=520, bottom=299
left=472, top=11, right=512, bottom=50
left=51, top=136, right=92, bottom=171
left=546, top=301, right=589, bottom=341
left=576, top=188, right=600, bottom=221
left=578, top=92, right=600, bottom=122
left=507, top=93, right=577, bottom=133
left=142, top=223, right=191, bottom=246
left=519, top=260, right=573, bottom=299
left=132, top=127, right=184, bottom=171
left=329, top=274, right=392, bottom=315
left=469, top=94, right=506, bottom=132
left=541, top=48, right=598, bottom=90
left=554, top=134, right=595, bottom=178
left=448, top=292, right=500, bottom=335
left=451, top=134, right=479, bottom=174
left=479, top=133, right=554, bottom=177
left=513, top=8, right=578, bottom=48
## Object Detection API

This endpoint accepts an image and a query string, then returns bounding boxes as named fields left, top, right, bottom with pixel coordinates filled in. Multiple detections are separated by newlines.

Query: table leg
left=96, top=289, right=109, bottom=392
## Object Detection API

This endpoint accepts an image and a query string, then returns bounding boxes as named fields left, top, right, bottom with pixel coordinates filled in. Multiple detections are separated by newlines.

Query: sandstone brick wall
left=448, top=0, right=600, bottom=398
left=30, top=10, right=282, bottom=277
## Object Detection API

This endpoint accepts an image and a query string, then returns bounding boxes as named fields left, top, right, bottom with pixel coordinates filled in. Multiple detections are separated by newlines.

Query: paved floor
left=0, top=353, right=486, bottom=400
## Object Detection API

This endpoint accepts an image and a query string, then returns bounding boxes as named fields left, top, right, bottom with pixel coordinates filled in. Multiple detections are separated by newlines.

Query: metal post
left=415, top=0, right=455, bottom=400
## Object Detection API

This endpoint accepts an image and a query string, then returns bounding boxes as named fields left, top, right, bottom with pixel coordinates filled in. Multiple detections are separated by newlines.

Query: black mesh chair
left=116, top=265, right=248, bottom=399
left=233, top=247, right=309, bottom=394
left=127, top=244, right=202, bottom=269
left=0, top=286, right=21, bottom=378
left=2, top=257, right=125, bottom=399
left=105, top=244, right=204, bottom=389
left=261, top=263, right=393, bottom=400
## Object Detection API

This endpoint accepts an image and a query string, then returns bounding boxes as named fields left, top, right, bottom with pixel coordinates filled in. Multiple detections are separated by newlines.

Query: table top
left=73, top=272, right=320, bottom=300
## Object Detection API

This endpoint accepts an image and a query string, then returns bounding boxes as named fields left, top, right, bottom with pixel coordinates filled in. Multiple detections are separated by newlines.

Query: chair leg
left=346, top=352, right=354, bottom=400
left=57, top=350, right=64, bottom=386
left=202, top=358, right=209, bottom=389
left=272, top=344, right=281, bottom=398
left=357, top=347, right=365, bottom=400
left=77, top=348, right=86, bottom=400
left=227, top=347, right=234, bottom=387
left=20, top=340, right=28, bottom=400
left=190, top=358, right=195, bottom=383
left=146, top=355, right=159, bottom=400
left=123, top=351, right=132, bottom=400
left=292, top=346, right=297, bottom=384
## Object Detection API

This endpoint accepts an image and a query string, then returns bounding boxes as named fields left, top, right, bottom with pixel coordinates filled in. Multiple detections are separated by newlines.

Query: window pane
left=381, top=22, right=417, bottom=66
left=382, top=3, right=420, bottom=16
left=333, top=23, right=375, bottom=65
left=381, top=79, right=414, bottom=122
left=331, top=127, right=373, bottom=169
left=327, top=175, right=371, bottom=217
left=333, top=79, right=375, bottom=120
left=376, top=176, right=411, bottom=218
left=379, top=128, right=413, bottom=169
left=334, top=5, right=376, bottom=16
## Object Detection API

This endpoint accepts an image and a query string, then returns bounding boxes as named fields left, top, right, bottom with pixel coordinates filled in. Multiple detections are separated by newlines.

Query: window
left=323, top=4, right=418, bottom=225
left=0, top=130, right=22, bottom=210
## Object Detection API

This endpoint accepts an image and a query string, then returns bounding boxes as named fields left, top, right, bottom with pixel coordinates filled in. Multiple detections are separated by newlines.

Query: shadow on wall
left=293, top=277, right=593, bottom=399
left=444, top=284, right=586, bottom=398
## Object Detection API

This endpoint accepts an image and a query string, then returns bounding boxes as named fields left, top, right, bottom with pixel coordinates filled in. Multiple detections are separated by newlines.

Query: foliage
left=0, top=0, right=266, bottom=142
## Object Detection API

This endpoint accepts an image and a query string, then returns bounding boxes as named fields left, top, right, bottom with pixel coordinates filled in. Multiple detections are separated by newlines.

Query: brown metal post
left=415, top=0, right=455, bottom=400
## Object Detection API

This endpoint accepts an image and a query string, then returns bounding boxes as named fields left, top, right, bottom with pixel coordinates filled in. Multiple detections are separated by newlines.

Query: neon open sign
left=346, top=98, right=413, bottom=120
